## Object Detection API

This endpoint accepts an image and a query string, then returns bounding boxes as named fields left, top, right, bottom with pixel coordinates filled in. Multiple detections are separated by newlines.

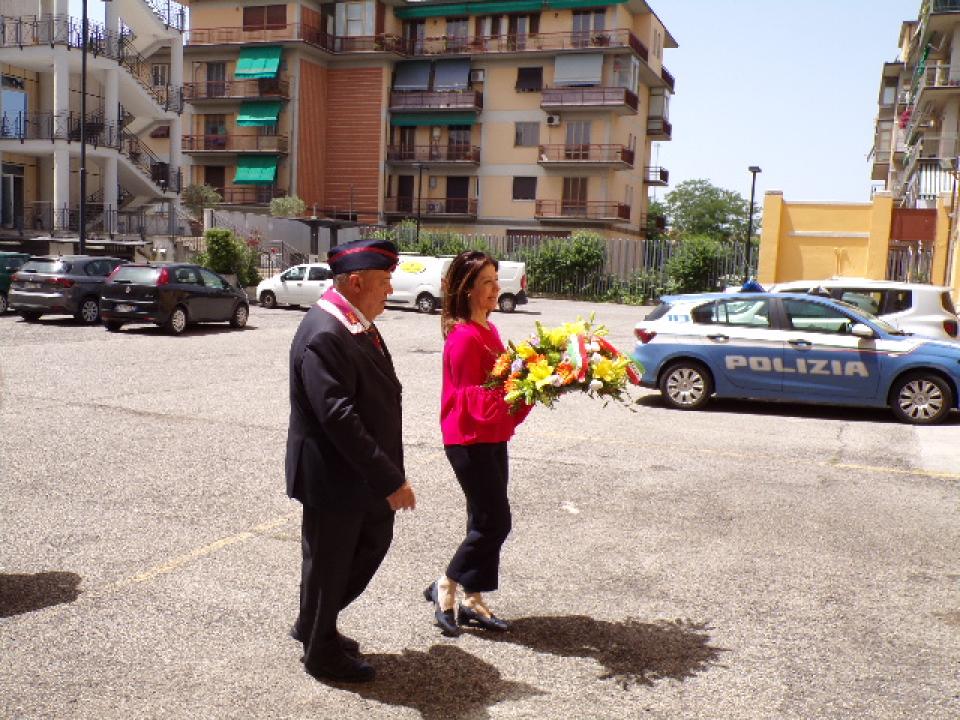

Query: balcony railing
left=647, top=117, right=672, bottom=139
left=143, top=0, right=186, bottom=30
left=0, top=111, right=121, bottom=148
left=185, top=23, right=406, bottom=53
left=183, top=78, right=290, bottom=101
left=389, top=90, right=483, bottom=111
left=0, top=15, right=183, bottom=113
left=220, top=186, right=285, bottom=205
left=537, top=144, right=634, bottom=166
left=182, top=134, right=289, bottom=152
left=645, top=166, right=669, bottom=185
left=541, top=87, right=638, bottom=113
left=408, top=28, right=647, bottom=59
left=386, top=145, right=480, bottom=163
left=383, top=197, right=478, bottom=216
left=930, top=0, right=960, bottom=13
left=535, top=200, right=630, bottom=221
left=661, top=65, right=675, bottom=92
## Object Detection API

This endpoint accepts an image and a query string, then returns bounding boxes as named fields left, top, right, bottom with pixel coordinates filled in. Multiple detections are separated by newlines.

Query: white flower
left=591, top=352, right=603, bottom=363
left=588, top=379, right=603, bottom=392
left=586, top=341, right=600, bottom=353
left=548, top=374, right=563, bottom=387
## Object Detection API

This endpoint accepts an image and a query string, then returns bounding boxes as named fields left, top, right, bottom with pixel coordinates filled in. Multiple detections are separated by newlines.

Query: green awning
left=234, top=155, right=278, bottom=184
left=236, top=100, right=282, bottom=126
left=395, top=0, right=625, bottom=19
left=234, top=46, right=282, bottom=79
left=391, top=113, right=477, bottom=126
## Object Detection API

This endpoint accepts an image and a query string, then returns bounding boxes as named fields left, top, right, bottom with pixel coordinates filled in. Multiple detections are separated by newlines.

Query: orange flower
left=491, top=353, right=512, bottom=377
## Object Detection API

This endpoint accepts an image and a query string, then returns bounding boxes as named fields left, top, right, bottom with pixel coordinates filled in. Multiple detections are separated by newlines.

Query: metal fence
left=360, top=227, right=758, bottom=303
left=887, top=243, right=935, bottom=283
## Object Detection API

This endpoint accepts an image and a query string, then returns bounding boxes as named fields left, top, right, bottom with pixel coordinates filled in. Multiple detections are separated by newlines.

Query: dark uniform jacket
left=285, top=298, right=405, bottom=511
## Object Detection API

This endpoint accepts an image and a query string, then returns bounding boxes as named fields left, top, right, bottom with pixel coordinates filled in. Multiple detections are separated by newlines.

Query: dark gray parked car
left=8, top=255, right=127, bottom=324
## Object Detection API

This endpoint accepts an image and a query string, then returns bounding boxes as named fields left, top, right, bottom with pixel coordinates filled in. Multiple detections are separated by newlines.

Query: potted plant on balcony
left=591, top=32, right=610, bottom=47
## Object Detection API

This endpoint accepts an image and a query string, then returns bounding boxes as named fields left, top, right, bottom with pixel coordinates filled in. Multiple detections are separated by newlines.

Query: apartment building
left=0, top=0, right=185, bottom=249
left=872, top=1, right=960, bottom=209
left=180, top=0, right=676, bottom=238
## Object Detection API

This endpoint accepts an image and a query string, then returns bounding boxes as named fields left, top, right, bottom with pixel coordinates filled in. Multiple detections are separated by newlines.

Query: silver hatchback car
left=8, top=255, right=127, bottom=324
left=768, top=277, right=958, bottom=341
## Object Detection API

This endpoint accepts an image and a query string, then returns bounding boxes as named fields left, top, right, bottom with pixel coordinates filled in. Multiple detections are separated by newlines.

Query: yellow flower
left=527, top=358, right=556, bottom=389
left=592, top=357, right=618, bottom=383
left=544, top=325, right=571, bottom=348
left=515, top=341, right=536, bottom=359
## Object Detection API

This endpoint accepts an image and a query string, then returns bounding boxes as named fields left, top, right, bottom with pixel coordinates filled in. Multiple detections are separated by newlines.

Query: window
left=613, top=55, right=640, bottom=93
left=572, top=10, right=604, bottom=47
left=515, top=67, right=543, bottom=92
left=150, top=125, right=171, bottom=139
left=475, top=15, right=500, bottom=39
left=514, top=121, right=539, bottom=146
left=783, top=299, right=856, bottom=334
left=243, top=5, right=287, bottom=30
left=836, top=290, right=883, bottom=316
left=308, top=266, right=333, bottom=281
left=151, top=64, right=169, bottom=88
left=198, top=268, right=227, bottom=289
left=562, top=177, right=587, bottom=214
left=507, top=14, right=539, bottom=50
left=447, top=17, right=469, bottom=50
left=691, top=299, right=771, bottom=328
left=335, top=1, right=375, bottom=37
left=564, top=120, right=590, bottom=160
left=654, top=28, right=663, bottom=58
left=282, top=266, right=306, bottom=281
left=174, top=267, right=202, bottom=285
left=206, top=62, right=226, bottom=97
left=405, top=20, right=425, bottom=53
left=881, top=82, right=898, bottom=106
left=512, top=176, right=536, bottom=200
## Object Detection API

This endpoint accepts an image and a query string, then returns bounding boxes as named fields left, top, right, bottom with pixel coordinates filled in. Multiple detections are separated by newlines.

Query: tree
left=646, top=198, right=668, bottom=240
left=665, top=235, right=721, bottom=293
left=270, top=195, right=306, bottom=218
left=664, top=179, right=751, bottom=243
left=181, top=184, right=222, bottom=224
left=196, top=228, right=261, bottom=287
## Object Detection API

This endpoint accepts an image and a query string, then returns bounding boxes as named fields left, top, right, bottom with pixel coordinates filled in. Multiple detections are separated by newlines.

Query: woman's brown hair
left=441, top=250, right=498, bottom=338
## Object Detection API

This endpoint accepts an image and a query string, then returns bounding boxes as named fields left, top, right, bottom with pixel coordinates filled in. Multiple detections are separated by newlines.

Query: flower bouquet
left=486, top=316, right=642, bottom=411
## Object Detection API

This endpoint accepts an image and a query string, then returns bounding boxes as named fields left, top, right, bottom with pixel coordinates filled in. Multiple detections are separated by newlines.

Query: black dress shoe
left=457, top=605, right=510, bottom=632
left=423, top=582, right=461, bottom=637
left=304, top=652, right=375, bottom=683
left=290, top=625, right=359, bottom=654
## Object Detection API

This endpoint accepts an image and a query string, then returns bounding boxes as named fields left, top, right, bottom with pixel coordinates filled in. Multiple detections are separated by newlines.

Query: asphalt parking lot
left=1, top=298, right=958, bottom=720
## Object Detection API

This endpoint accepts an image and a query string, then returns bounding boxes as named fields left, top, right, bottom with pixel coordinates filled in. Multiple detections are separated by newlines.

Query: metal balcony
left=647, top=116, right=672, bottom=140
left=541, top=87, right=638, bottom=114
left=389, top=90, right=483, bottom=112
left=183, top=78, right=290, bottom=102
left=537, top=144, right=635, bottom=168
left=386, top=145, right=480, bottom=164
left=383, top=197, right=478, bottom=218
left=534, top=200, right=630, bottom=223
left=182, top=134, right=288, bottom=153
left=407, top=28, right=648, bottom=60
left=645, top=166, right=669, bottom=185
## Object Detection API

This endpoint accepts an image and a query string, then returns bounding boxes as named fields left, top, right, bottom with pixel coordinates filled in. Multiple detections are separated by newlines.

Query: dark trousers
left=296, top=504, right=394, bottom=667
left=444, top=442, right=511, bottom=593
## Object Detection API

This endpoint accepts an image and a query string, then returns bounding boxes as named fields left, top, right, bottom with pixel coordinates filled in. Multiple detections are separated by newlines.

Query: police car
left=632, top=292, right=960, bottom=424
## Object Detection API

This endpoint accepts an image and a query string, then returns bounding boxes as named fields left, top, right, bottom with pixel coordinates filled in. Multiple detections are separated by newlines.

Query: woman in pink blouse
left=423, top=250, right=532, bottom=636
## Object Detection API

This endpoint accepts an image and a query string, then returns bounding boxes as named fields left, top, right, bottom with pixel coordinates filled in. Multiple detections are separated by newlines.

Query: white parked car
left=256, top=263, right=333, bottom=309
left=767, top=277, right=958, bottom=341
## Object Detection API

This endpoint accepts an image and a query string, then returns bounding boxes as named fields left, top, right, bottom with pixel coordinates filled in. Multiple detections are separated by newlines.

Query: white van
left=388, top=255, right=452, bottom=313
left=388, top=254, right=528, bottom=313
left=256, top=263, right=333, bottom=308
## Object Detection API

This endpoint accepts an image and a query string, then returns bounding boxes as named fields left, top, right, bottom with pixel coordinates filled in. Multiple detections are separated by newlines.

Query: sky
left=652, top=0, right=911, bottom=204
left=71, top=0, right=913, bottom=204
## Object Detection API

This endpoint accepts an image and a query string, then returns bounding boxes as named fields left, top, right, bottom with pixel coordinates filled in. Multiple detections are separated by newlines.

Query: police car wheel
left=889, top=372, right=953, bottom=425
left=659, top=361, right=713, bottom=411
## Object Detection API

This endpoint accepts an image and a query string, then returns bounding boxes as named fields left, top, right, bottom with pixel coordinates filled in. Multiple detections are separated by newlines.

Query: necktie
left=367, top=325, right=384, bottom=355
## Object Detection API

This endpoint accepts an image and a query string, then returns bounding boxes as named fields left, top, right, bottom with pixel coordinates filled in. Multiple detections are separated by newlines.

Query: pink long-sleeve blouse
left=440, top=320, right=532, bottom=445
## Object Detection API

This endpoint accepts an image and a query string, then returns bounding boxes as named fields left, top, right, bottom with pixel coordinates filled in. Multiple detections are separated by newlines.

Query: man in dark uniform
left=286, top=238, right=416, bottom=683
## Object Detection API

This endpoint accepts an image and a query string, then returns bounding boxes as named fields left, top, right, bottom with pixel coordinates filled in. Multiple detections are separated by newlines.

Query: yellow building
left=757, top=190, right=960, bottom=300
left=176, top=0, right=676, bottom=238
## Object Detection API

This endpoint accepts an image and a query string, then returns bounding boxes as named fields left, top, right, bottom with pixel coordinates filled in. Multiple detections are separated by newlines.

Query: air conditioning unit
left=545, top=114, right=561, bottom=126
left=469, top=68, right=485, bottom=83
left=426, top=201, right=443, bottom=213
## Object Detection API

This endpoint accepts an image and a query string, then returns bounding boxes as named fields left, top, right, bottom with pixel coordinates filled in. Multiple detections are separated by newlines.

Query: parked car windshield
left=112, top=266, right=160, bottom=283
left=21, top=259, right=71, bottom=274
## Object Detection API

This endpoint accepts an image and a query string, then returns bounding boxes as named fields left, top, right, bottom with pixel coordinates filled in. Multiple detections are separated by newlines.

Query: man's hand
left=386, top=481, right=416, bottom=511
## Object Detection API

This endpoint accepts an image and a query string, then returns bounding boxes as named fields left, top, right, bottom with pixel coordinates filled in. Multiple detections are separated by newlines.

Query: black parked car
left=100, top=263, right=249, bottom=335
left=8, top=255, right=127, bottom=323
left=0, top=251, right=31, bottom=314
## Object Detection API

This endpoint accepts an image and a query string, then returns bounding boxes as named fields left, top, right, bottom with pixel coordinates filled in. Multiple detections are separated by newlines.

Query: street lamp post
left=413, top=162, right=426, bottom=243
left=79, top=0, right=90, bottom=253
left=745, top=165, right=762, bottom=281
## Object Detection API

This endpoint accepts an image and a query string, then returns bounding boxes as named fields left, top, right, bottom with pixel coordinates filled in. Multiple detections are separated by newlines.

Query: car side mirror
left=851, top=323, right=875, bottom=339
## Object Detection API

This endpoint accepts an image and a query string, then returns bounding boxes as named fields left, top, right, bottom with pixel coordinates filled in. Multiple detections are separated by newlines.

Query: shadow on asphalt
left=0, top=571, right=81, bottom=618
left=474, top=615, right=724, bottom=688
left=634, top=393, right=960, bottom=425
left=332, top=645, right=543, bottom=719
